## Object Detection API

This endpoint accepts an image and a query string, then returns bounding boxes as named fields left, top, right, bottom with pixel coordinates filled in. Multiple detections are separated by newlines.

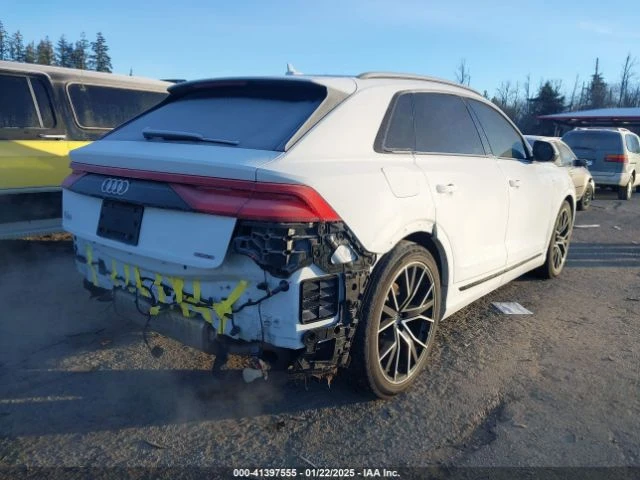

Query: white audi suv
left=62, top=72, right=575, bottom=398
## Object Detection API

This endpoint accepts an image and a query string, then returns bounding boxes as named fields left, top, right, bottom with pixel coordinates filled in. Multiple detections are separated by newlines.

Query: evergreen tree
left=529, top=81, right=565, bottom=135
left=530, top=81, right=565, bottom=116
left=24, top=41, right=36, bottom=63
left=90, top=32, right=112, bottom=72
left=71, top=32, right=90, bottom=69
left=56, top=35, right=74, bottom=67
left=587, top=58, right=608, bottom=109
left=9, top=30, right=25, bottom=62
left=36, top=37, right=55, bottom=65
left=0, top=21, right=7, bottom=60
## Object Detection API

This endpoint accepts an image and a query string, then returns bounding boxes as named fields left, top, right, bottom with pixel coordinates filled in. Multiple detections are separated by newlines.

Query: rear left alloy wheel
left=537, top=201, right=573, bottom=279
left=350, top=241, right=441, bottom=399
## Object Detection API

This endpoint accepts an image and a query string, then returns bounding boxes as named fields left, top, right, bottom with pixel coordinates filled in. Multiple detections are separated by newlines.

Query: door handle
left=509, top=179, right=521, bottom=188
left=436, top=183, right=457, bottom=194
left=38, top=134, right=67, bottom=140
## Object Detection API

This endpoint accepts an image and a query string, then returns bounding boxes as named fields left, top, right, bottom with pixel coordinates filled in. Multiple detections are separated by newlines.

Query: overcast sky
left=4, top=0, right=640, bottom=95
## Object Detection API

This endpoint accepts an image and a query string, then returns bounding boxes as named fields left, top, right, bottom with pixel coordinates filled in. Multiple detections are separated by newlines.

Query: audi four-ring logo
left=101, top=178, right=130, bottom=195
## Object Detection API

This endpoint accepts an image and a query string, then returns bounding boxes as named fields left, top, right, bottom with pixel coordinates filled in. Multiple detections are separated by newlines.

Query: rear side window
left=105, top=81, right=327, bottom=151
left=625, top=134, right=640, bottom=153
left=562, top=131, right=623, bottom=153
left=68, top=84, right=167, bottom=129
left=382, top=93, right=415, bottom=151
left=468, top=99, right=528, bottom=159
left=0, top=74, right=53, bottom=128
left=413, top=93, right=484, bottom=155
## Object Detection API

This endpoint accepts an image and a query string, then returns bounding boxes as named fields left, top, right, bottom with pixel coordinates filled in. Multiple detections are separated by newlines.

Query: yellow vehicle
left=0, top=61, right=169, bottom=238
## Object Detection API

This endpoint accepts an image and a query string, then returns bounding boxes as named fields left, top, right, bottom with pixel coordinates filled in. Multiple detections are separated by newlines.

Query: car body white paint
left=65, top=73, right=576, bottom=351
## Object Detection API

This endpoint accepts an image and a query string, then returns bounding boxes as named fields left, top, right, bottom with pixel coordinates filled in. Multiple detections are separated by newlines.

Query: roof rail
left=357, top=71, right=481, bottom=95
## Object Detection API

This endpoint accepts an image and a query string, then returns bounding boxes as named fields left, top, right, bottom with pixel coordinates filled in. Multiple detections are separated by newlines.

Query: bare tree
left=568, top=75, right=580, bottom=110
left=454, top=59, right=471, bottom=86
left=618, top=54, right=636, bottom=107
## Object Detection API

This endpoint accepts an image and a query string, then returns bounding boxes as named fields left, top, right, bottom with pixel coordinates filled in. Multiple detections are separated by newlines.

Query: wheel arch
left=402, top=231, right=450, bottom=289
left=564, top=194, right=575, bottom=217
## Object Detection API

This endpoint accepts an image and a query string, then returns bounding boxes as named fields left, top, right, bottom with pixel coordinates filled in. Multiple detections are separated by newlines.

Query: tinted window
left=562, top=130, right=623, bottom=153
left=0, top=74, right=40, bottom=128
left=31, top=78, right=55, bottom=128
left=383, top=93, right=414, bottom=151
left=625, top=134, right=640, bottom=153
left=68, top=84, right=167, bottom=129
left=106, top=82, right=326, bottom=151
left=468, top=99, right=527, bottom=159
left=413, top=93, right=484, bottom=155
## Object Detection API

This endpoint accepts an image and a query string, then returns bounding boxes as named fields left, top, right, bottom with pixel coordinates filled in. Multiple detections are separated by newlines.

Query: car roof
left=565, top=127, right=631, bottom=135
left=0, top=60, right=170, bottom=91
left=168, top=71, right=485, bottom=100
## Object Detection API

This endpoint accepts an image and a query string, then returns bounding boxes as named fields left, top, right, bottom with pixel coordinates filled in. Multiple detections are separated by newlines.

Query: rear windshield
left=104, top=81, right=327, bottom=151
left=562, top=131, right=623, bottom=152
left=68, top=84, right=168, bottom=129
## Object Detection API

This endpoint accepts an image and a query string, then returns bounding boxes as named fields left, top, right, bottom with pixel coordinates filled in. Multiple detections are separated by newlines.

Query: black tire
left=537, top=201, right=573, bottom=279
left=618, top=178, right=633, bottom=200
left=577, top=183, right=594, bottom=211
left=350, top=241, right=441, bottom=399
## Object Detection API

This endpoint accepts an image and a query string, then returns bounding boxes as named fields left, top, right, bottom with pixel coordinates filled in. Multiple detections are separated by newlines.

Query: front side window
left=468, top=99, right=528, bottom=160
left=0, top=74, right=41, bottom=128
left=68, top=84, right=168, bottom=129
left=413, top=93, right=485, bottom=155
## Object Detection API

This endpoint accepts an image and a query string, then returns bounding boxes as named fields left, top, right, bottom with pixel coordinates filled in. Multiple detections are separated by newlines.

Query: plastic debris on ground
left=242, top=358, right=270, bottom=383
left=492, top=302, right=533, bottom=315
left=574, top=224, right=600, bottom=229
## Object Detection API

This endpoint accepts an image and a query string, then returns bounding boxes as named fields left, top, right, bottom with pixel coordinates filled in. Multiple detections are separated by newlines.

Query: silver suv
left=562, top=127, right=640, bottom=200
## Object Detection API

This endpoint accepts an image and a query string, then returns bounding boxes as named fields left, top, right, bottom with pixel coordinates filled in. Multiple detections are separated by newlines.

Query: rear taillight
left=172, top=182, right=340, bottom=222
left=605, top=154, right=628, bottom=163
left=68, top=162, right=341, bottom=222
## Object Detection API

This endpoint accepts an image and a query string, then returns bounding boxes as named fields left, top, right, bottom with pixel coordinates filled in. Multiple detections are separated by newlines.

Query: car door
left=410, top=92, right=509, bottom=285
left=0, top=72, right=69, bottom=192
left=467, top=99, right=553, bottom=266
left=556, top=141, right=585, bottom=197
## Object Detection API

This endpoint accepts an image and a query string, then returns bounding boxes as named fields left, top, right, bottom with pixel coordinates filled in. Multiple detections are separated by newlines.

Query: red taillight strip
left=68, top=162, right=341, bottom=222
left=605, top=154, right=628, bottom=163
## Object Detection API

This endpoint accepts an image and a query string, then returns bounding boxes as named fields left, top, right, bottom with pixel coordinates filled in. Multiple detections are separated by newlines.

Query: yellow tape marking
left=196, top=307, right=212, bottom=324
left=133, top=266, right=151, bottom=298
left=110, top=260, right=118, bottom=285
left=213, top=280, right=248, bottom=334
left=124, top=264, right=130, bottom=286
left=193, top=280, right=201, bottom=303
left=171, top=277, right=184, bottom=303
left=154, top=274, right=166, bottom=303
left=85, top=245, right=98, bottom=286
left=149, top=306, right=161, bottom=316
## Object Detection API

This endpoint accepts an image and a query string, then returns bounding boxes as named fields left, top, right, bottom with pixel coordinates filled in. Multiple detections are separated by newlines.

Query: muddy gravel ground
left=0, top=189, right=639, bottom=473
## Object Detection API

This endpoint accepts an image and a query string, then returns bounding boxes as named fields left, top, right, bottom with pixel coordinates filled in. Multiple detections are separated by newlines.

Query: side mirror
left=573, top=159, right=589, bottom=168
left=532, top=140, right=557, bottom=162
